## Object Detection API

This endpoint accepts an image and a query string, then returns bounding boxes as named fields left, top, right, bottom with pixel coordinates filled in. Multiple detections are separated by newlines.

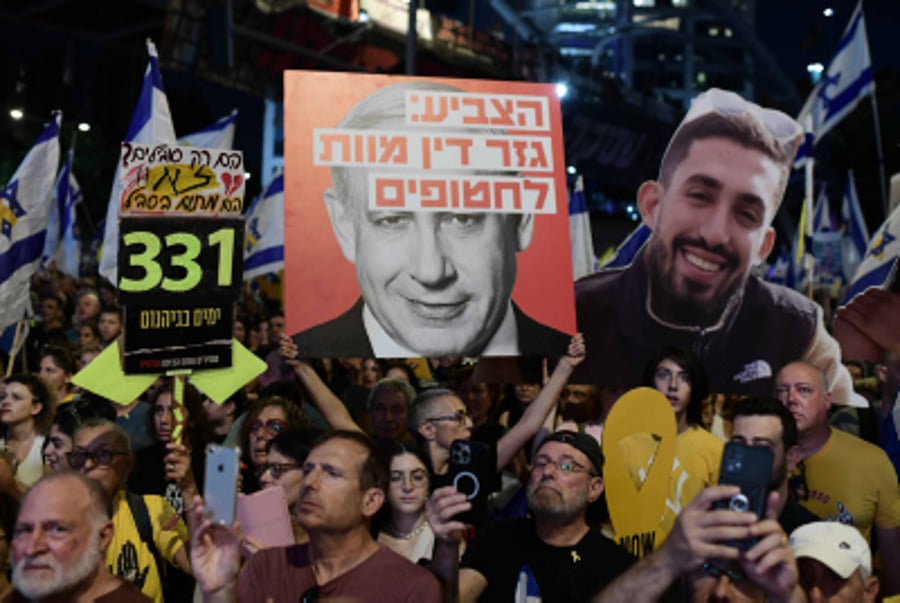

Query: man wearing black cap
left=428, top=430, right=634, bottom=602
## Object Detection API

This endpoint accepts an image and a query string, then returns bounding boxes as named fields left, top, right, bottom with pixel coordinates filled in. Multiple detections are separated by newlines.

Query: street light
left=807, top=62, right=824, bottom=85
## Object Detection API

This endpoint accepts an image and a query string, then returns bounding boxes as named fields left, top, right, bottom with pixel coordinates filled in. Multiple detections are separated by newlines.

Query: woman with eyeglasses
left=375, top=443, right=456, bottom=565
left=0, top=373, right=55, bottom=488
left=128, top=379, right=210, bottom=516
left=239, top=395, right=311, bottom=493
left=255, top=428, right=320, bottom=545
left=42, top=393, right=117, bottom=472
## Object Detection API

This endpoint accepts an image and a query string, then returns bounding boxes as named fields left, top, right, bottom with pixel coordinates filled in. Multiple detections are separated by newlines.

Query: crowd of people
left=0, top=86, right=897, bottom=602
left=0, top=267, right=896, bottom=602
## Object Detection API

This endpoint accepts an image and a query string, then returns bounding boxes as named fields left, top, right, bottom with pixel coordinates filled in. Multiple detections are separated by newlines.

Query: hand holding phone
left=713, top=441, right=773, bottom=549
left=448, top=439, right=492, bottom=525
left=203, top=444, right=240, bottom=525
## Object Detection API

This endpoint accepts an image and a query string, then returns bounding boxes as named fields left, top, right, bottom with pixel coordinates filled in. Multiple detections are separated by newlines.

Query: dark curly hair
left=642, top=346, right=709, bottom=428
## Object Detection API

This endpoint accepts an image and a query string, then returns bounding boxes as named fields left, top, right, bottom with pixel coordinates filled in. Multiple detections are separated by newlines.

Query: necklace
left=385, top=519, right=428, bottom=540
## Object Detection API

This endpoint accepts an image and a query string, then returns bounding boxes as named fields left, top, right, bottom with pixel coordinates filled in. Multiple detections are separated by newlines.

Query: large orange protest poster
left=283, top=71, right=575, bottom=359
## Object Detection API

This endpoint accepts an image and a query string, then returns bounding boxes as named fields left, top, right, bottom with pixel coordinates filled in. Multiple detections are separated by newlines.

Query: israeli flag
left=839, top=202, right=899, bottom=308
left=178, top=109, right=238, bottom=149
left=0, top=112, right=61, bottom=331
left=569, top=176, right=597, bottom=280
left=243, top=169, right=284, bottom=280
left=603, top=223, right=652, bottom=269
left=812, top=187, right=834, bottom=233
left=765, top=248, right=792, bottom=287
left=43, top=149, right=83, bottom=277
left=795, top=2, right=873, bottom=161
left=841, top=170, right=870, bottom=281
left=98, top=40, right=176, bottom=284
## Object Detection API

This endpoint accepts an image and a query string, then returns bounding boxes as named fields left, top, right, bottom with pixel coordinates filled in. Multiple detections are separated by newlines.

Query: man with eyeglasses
left=189, top=430, right=440, bottom=602
left=593, top=485, right=804, bottom=602
left=571, top=87, right=860, bottom=409
left=70, top=419, right=191, bottom=603
left=775, top=360, right=900, bottom=596
left=428, top=430, right=635, bottom=602
left=410, top=335, right=585, bottom=495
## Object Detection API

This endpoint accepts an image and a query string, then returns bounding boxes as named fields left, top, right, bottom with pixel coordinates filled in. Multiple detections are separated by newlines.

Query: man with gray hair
left=291, top=80, right=571, bottom=359
left=573, top=87, right=859, bottom=408
left=776, top=360, right=900, bottom=596
left=10, top=471, right=150, bottom=601
left=70, top=419, right=191, bottom=603
left=367, top=377, right=417, bottom=445
left=790, top=521, right=879, bottom=602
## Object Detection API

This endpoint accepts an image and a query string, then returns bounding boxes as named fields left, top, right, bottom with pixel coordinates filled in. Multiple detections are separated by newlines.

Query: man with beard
left=728, top=397, right=818, bottom=535
left=8, top=471, right=150, bottom=602
left=571, top=88, right=858, bottom=406
left=593, top=485, right=804, bottom=603
left=428, top=430, right=635, bottom=602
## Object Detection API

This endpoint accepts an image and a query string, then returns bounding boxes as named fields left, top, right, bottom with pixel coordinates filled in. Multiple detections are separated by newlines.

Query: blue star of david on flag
left=0, top=181, right=26, bottom=238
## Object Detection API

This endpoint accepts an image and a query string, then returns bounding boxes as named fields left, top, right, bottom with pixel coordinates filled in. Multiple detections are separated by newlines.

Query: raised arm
left=278, top=334, right=362, bottom=433
left=426, top=487, right=472, bottom=603
left=189, top=496, right=240, bottom=603
left=495, top=333, right=585, bottom=471
left=595, top=488, right=803, bottom=603
left=594, top=485, right=748, bottom=602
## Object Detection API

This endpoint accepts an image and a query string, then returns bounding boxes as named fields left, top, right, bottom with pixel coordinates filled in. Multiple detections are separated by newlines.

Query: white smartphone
left=203, top=444, right=240, bottom=525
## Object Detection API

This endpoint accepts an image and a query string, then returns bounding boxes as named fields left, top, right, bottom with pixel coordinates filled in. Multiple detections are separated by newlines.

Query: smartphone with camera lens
left=713, top=441, right=773, bottom=549
left=203, top=444, right=240, bottom=525
left=448, top=439, right=492, bottom=525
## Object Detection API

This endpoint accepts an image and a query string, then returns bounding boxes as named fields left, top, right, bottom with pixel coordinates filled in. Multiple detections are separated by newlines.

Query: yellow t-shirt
left=659, top=426, right=723, bottom=536
left=799, top=427, right=900, bottom=541
left=106, top=492, right=188, bottom=603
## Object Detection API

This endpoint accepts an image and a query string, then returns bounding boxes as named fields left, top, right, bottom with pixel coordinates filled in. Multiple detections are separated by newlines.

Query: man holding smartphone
left=728, top=397, right=819, bottom=536
left=189, top=430, right=440, bottom=602
left=429, top=431, right=635, bottom=602
left=592, top=485, right=805, bottom=602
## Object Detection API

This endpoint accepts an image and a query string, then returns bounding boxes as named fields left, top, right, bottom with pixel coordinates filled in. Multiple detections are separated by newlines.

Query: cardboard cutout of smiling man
left=572, top=88, right=863, bottom=407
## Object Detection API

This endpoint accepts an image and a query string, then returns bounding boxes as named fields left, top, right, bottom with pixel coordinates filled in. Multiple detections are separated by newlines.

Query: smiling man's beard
left=645, top=236, right=744, bottom=327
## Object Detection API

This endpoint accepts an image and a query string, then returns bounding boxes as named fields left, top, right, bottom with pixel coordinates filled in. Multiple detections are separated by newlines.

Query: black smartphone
left=448, top=439, right=492, bottom=525
left=714, top=441, right=773, bottom=549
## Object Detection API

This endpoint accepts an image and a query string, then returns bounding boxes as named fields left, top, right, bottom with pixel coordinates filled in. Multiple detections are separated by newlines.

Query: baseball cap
left=538, top=430, right=604, bottom=475
left=790, top=521, right=871, bottom=579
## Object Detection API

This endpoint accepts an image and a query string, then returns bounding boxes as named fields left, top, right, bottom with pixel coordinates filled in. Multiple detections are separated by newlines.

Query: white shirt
left=363, top=302, right=519, bottom=357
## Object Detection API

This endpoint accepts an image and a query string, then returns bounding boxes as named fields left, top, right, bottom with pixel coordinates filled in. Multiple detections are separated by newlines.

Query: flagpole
left=804, top=115, right=816, bottom=300
left=869, top=94, right=889, bottom=218
left=5, top=319, right=24, bottom=377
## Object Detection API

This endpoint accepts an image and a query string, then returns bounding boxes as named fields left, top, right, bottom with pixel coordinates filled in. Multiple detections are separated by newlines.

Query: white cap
left=790, top=521, right=871, bottom=580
